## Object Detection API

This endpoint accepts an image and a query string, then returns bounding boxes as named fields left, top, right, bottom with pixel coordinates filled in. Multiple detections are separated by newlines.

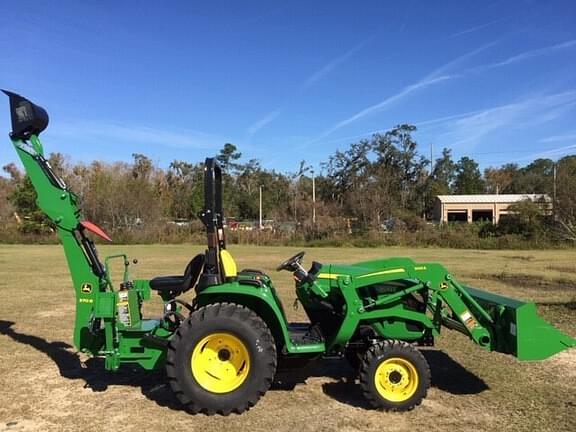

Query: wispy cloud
left=423, top=41, right=497, bottom=81
left=247, top=109, right=283, bottom=136
left=435, top=91, right=576, bottom=149
left=303, top=38, right=372, bottom=89
left=540, top=132, right=576, bottom=143
left=448, top=19, right=503, bottom=39
left=318, top=75, right=452, bottom=139
left=516, top=144, right=576, bottom=163
left=49, top=121, right=228, bottom=150
left=313, top=38, right=576, bottom=143
left=247, top=38, right=372, bottom=137
left=298, top=109, right=487, bottom=148
left=467, top=39, right=576, bottom=72
left=414, top=109, right=489, bottom=128
left=314, top=42, right=497, bottom=140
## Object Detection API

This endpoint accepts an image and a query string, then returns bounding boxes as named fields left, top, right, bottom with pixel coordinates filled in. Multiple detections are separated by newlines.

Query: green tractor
left=4, top=91, right=575, bottom=415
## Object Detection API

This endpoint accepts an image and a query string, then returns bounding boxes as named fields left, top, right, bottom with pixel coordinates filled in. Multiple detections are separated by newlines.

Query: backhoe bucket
left=465, top=286, right=576, bottom=361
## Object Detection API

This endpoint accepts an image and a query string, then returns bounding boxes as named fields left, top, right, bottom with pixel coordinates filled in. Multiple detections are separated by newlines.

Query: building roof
left=436, top=194, right=551, bottom=204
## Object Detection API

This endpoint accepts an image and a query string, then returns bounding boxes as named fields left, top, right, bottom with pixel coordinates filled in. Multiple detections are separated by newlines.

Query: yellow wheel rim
left=191, top=332, right=251, bottom=394
left=374, top=357, right=419, bottom=402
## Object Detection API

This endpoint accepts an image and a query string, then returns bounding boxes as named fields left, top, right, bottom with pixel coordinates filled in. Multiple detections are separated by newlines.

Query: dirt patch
left=547, top=265, right=576, bottom=274
left=506, top=255, right=536, bottom=262
left=35, top=306, right=75, bottom=319
left=472, top=272, right=576, bottom=291
left=549, top=350, right=576, bottom=379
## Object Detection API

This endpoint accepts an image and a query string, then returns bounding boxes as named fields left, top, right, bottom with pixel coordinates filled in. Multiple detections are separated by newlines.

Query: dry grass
left=0, top=244, right=575, bottom=432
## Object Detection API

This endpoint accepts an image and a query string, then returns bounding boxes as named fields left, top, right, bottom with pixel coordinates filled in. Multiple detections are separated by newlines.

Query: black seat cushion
left=149, top=275, right=187, bottom=290
left=150, top=254, right=205, bottom=295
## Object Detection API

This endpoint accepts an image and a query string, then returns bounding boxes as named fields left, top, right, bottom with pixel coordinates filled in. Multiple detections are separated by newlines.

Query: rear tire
left=359, top=340, right=430, bottom=411
left=166, top=302, right=277, bottom=415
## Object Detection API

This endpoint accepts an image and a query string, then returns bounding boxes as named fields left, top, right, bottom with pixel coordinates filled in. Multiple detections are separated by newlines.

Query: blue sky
left=1, top=1, right=575, bottom=174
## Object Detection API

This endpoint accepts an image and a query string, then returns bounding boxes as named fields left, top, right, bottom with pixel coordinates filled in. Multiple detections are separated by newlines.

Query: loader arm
left=390, top=262, right=576, bottom=361
left=326, top=258, right=575, bottom=361
left=408, top=263, right=576, bottom=360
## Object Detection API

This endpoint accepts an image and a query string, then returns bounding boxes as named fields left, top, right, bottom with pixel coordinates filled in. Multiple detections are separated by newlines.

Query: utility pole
left=312, top=169, right=316, bottom=225
left=430, top=143, right=433, bottom=175
left=553, top=163, right=557, bottom=202
left=259, top=186, right=263, bottom=230
left=553, top=163, right=557, bottom=220
left=293, top=185, right=297, bottom=222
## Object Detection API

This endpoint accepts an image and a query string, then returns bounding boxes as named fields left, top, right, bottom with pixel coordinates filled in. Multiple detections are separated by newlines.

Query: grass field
left=0, top=244, right=575, bottom=432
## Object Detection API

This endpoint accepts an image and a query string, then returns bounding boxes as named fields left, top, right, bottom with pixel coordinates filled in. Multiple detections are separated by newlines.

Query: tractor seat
left=150, top=254, right=205, bottom=295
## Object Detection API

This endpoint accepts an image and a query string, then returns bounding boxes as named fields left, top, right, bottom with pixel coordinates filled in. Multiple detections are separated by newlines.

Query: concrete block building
left=433, top=194, right=552, bottom=224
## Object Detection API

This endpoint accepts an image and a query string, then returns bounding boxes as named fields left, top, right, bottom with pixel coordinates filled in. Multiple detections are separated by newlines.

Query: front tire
left=166, top=302, right=277, bottom=415
left=359, top=340, right=430, bottom=411
left=345, top=348, right=363, bottom=372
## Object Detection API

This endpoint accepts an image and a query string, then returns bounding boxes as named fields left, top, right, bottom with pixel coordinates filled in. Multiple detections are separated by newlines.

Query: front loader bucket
left=465, top=286, right=576, bottom=361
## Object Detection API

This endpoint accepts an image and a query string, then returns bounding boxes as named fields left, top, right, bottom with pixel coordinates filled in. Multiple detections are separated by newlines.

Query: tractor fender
left=194, top=283, right=292, bottom=353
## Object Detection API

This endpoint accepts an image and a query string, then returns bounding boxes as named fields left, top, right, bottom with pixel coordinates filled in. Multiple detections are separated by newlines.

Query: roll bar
left=197, top=157, right=227, bottom=287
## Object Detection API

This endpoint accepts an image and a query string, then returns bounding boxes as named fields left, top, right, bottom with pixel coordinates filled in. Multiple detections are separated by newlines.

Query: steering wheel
left=276, top=251, right=306, bottom=272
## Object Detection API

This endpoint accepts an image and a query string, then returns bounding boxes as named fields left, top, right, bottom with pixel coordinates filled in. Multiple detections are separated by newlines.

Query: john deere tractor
left=4, top=91, right=575, bottom=415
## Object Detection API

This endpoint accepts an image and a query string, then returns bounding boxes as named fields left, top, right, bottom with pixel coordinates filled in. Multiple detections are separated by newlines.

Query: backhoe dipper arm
left=4, top=90, right=107, bottom=353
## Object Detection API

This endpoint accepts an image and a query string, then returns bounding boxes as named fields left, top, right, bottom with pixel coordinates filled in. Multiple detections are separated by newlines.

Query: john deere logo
left=81, top=283, right=92, bottom=294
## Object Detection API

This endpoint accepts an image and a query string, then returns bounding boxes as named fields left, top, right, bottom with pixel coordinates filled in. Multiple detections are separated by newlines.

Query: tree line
left=1, top=124, right=575, bottom=245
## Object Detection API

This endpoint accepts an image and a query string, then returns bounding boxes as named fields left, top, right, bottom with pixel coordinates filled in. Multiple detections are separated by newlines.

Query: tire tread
left=359, top=340, right=430, bottom=411
left=166, top=302, right=276, bottom=415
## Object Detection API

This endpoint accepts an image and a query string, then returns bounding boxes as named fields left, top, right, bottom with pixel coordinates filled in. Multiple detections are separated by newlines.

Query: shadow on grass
left=0, top=320, right=180, bottom=411
left=277, top=349, right=489, bottom=410
left=0, top=320, right=488, bottom=412
left=423, top=350, right=489, bottom=394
